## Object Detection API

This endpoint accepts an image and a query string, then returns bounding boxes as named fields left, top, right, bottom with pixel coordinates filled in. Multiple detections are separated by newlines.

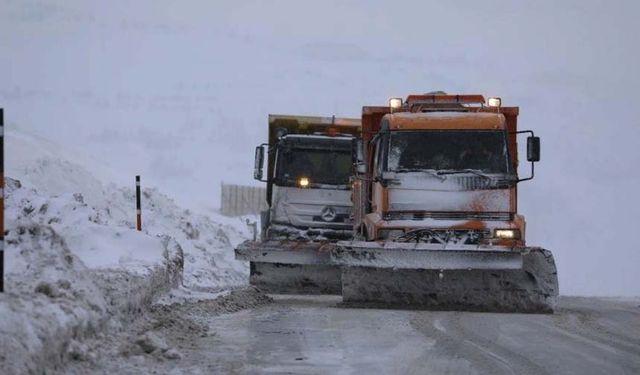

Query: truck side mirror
left=352, top=138, right=366, bottom=174
left=527, top=136, right=540, bottom=162
left=515, top=131, right=539, bottom=183
left=254, top=145, right=267, bottom=181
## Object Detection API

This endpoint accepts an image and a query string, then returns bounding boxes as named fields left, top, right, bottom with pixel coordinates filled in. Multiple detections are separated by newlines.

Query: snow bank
left=0, top=176, right=185, bottom=374
left=1, top=129, right=250, bottom=373
left=1, top=219, right=108, bottom=373
left=6, top=128, right=249, bottom=289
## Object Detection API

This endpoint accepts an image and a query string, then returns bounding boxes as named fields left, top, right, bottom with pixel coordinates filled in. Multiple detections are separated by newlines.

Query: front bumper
left=235, top=240, right=335, bottom=265
left=331, top=241, right=525, bottom=270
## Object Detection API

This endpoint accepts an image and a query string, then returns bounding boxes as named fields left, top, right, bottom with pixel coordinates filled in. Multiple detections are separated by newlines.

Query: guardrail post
left=1, top=108, right=4, bottom=292
left=136, top=175, right=141, bottom=231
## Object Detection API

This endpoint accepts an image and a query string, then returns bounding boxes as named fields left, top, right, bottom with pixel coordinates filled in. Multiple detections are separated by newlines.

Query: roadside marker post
left=136, top=175, right=142, bottom=231
left=1, top=108, right=4, bottom=292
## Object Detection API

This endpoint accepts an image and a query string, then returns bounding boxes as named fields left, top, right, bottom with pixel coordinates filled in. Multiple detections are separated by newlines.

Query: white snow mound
left=1, top=129, right=250, bottom=374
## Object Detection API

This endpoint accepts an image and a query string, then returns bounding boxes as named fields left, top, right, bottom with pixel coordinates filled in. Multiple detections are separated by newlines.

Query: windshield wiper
left=395, top=168, right=446, bottom=180
left=436, top=169, right=494, bottom=180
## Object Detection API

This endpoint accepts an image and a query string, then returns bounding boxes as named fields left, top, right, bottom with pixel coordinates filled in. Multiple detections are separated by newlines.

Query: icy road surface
left=74, top=295, right=640, bottom=374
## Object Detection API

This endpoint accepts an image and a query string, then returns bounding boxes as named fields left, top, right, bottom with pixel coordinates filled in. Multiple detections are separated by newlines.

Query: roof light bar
left=406, top=94, right=486, bottom=105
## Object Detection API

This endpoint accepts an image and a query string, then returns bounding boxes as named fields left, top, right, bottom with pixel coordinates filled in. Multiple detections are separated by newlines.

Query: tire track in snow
left=410, top=312, right=548, bottom=375
left=552, top=300, right=640, bottom=354
left=443, top=313, right=549, bottom=375
left=531, top=304, right=640, bottom=372
left=433, top=317, right=517, bottom=374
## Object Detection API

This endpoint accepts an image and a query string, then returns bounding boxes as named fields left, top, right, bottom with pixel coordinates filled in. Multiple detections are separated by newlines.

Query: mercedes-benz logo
left=320, top=206, right=337, bottom=222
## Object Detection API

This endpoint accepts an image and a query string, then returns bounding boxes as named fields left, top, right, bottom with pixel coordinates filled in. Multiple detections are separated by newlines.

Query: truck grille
left=396, top=229, right=491, bottom=245
left=449, top=175, right=515, bottom=190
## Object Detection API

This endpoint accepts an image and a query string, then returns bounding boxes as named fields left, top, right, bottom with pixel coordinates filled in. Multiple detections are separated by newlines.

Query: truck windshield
left=277, top=148, right=352, bottom=186
left=387, top=130, right=509, bottom=174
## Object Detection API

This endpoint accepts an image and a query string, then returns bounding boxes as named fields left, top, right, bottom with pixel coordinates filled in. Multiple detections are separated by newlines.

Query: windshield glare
left=388, top=130, right=509, bottom=174
left=277, top=148, right=351, bottom=186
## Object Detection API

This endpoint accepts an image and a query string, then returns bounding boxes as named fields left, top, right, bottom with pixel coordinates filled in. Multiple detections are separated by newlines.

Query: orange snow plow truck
left=331, top=93, right=559, bottom=313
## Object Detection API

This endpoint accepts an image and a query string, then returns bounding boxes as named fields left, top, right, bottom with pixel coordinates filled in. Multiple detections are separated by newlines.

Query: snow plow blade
left=331, top=241, right=558, bottom=313
left=235, top=240, right=341, bottom=294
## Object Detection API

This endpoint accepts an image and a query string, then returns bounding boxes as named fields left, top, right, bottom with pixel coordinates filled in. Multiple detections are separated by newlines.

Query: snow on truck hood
left=386, top=172, right=513, bottom=212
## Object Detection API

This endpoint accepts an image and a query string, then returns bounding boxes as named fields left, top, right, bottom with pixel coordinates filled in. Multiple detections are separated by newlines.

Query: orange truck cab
left=353, top=94, right=533, bottom=248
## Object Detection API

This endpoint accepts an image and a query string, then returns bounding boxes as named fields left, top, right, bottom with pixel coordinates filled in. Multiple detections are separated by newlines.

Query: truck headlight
left=494, top=229, right=520, bottom=239
left=298, top=177, right=310, bottom=188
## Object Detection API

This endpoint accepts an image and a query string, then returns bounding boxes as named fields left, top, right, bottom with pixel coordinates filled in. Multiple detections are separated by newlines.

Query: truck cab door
left=366, top=136, right=388, bottom=239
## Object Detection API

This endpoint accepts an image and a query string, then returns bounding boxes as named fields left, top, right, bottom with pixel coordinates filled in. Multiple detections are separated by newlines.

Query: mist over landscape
left=2, top=0, right=639, bottom=297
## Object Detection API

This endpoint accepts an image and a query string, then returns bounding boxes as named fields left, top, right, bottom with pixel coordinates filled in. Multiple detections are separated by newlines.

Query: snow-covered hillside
left=0, top=129, right=250, bottom=373
left=5, top=128, right=250, bottom=288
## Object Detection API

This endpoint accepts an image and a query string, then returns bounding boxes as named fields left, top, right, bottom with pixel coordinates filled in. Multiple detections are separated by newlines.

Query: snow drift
left=0, top=129, right=250, bottom=374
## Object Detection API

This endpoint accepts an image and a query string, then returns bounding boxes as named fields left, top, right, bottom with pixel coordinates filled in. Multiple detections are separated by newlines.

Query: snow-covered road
left=71, top=294, right=640, bottom=374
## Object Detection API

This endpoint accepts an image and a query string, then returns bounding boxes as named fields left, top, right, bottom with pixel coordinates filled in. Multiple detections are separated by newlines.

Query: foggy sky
left=2, top=0, right=639, bottom=296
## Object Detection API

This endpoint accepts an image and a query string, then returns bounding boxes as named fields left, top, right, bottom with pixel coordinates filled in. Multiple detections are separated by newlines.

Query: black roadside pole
left=136, top=175, right=141, bottom=231
left=1, top=108, right=4, bottom=292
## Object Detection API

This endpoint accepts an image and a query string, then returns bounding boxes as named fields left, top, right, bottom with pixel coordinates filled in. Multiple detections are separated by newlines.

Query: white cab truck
left=235, top=114, right=360, bottom=293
